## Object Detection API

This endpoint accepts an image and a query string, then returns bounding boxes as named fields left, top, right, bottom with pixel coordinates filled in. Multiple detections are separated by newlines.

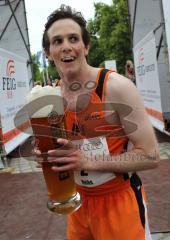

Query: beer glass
left=28, top=86, right=81, bottom=214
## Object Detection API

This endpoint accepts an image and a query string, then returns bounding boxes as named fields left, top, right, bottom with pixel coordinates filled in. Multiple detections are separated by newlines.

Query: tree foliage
left=31, top=54, right=42, bottom=82
left=87, top=0, right=132, bottom=73
left=31, top=54, right=59, bottom=84
left=47, top=61, right=60, bottom=80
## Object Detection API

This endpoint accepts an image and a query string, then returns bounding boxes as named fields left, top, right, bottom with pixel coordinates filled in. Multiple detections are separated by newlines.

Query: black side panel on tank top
left=95, top=69, right=110, bottom=100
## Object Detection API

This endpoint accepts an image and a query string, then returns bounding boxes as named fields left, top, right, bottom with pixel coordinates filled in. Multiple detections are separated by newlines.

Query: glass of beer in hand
left=27, top=85, right=81, bottom=214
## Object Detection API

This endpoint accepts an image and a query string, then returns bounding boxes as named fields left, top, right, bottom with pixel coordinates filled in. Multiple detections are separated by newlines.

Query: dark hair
left=42, top=5, right=90, bottom=54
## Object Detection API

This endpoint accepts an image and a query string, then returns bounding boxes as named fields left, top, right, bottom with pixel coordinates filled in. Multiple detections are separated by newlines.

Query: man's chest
left=65, top=103, right=121, bottom=141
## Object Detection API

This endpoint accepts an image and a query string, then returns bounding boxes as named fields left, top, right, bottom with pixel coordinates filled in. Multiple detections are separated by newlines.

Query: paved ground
left=0, top=171, right=67, bottom=240
left=139, top=159, right=170, bottom=232
left=0, top=129, right=170, bottom=240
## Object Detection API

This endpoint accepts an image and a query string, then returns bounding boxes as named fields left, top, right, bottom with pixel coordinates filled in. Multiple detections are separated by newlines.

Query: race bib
left=72, top=137, right=116, bottom=187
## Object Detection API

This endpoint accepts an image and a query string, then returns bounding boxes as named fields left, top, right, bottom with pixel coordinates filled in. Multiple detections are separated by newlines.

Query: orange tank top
left=64, top=68, right=129, bottom=187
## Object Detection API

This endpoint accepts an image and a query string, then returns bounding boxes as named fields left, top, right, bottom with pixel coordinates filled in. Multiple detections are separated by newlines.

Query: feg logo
left=2, top=59, right=17, bottom=98
left=136, top=47, right=156, bottom=83
left=137, top=47, right=145, bottom=82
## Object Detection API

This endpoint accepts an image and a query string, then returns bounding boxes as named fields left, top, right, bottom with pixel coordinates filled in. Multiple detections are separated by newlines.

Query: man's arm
left=94, top=72, right=160, bottom=173
left=45, top=72, right=159, bottom=173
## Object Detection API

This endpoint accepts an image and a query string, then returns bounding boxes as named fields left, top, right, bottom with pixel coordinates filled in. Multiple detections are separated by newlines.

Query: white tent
left=0, top=0, right=32, bottom=166
left=0, top=0, right=32, bottom=85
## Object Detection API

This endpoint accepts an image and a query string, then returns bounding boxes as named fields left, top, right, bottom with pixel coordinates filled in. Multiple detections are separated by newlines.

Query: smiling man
left=38, top=4, right=159, bottom=240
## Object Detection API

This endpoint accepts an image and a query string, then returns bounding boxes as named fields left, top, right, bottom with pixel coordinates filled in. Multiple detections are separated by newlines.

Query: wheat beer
left=27, top=85, right=81, bottom=214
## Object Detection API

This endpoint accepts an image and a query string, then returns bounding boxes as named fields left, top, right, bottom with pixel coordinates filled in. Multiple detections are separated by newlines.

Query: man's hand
left=34, top=138, right=84, bottom=172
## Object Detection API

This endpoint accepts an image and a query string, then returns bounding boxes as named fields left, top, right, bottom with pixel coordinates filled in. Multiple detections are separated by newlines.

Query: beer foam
left=27, top=85, right=64, bottom=118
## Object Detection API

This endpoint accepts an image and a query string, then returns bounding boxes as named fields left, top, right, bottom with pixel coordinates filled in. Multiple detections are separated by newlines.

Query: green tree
left=87, top=0, right=132, bottom=73
left=31, top=54, right=42, bottom=83
left=47, top=61, right=60, bottom=80
left=32, top=54, right=59, bottom=84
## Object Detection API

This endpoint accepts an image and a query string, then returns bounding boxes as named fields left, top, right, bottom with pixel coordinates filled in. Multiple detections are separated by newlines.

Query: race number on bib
left=73, top=137, right=116, bottom=187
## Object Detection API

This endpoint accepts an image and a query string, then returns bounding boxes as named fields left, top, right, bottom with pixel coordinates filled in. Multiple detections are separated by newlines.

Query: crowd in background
left=33, top=78, right=60, bottom=87
left=33, top=59, right=135, bottom=88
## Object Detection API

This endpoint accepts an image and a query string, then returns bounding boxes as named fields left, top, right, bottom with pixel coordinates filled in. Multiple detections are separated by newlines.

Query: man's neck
left=60, top=66, right=99, bottom=111
left=61, top=65, right=92, bottom=85
left=61, top=65, right=96, bottom=95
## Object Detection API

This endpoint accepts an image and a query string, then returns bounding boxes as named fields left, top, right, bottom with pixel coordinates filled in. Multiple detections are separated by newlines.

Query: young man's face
left=47, top=18, right=89, bottom=77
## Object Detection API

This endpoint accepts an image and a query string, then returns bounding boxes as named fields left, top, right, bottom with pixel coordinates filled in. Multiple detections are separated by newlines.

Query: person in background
left=47, top=78, right=53, bottom=86
left=54, top=77, right=61, bottom=87
left=33, top=81, right=41, bottom=86
left=36, top=5, right=159, bottom=240
left=125, top=59, right=135, bottom=84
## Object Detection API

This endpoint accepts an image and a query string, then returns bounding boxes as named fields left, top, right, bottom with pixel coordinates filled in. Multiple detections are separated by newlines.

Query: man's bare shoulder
left=108, top=72, right=134, bottom=87
left=106, top=72, right=137, bottom=101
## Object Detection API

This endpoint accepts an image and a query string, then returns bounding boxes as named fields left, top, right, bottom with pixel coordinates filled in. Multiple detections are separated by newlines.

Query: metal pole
left=23, top=0, right=33, bottom=87
left=159, top=0, right=169, bottom=66
left=126, top=0, right=133, bottom=52
left=132, top=0, right=138, bottom=46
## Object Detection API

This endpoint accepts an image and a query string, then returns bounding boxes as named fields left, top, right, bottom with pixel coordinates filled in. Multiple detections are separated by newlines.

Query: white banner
left=0, top=48, right=31, bottom=154
left=0, top=0, right=32, bottom=85
left=105, top=60, right=117, bottom=71
left=133, top=31, right=164, bottom=131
